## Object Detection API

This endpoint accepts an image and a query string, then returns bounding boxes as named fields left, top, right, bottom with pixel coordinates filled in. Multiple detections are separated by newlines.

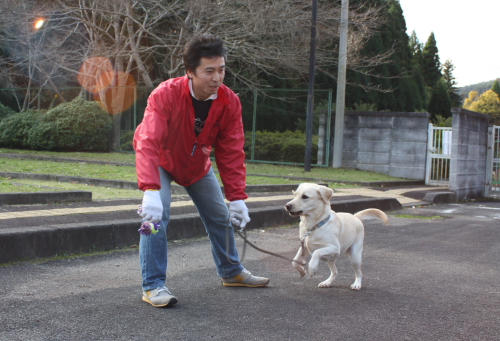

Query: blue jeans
left=139, top=167, right=244, bottom=290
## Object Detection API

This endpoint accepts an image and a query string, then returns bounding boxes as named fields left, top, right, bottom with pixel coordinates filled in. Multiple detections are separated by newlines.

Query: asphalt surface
left=1, top=201, right=500, bottom=340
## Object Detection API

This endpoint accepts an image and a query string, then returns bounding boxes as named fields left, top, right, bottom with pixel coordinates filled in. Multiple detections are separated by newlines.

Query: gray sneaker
left=142, top=286, right=178, bottom=307
left=222, top=269, right=269, bottom=287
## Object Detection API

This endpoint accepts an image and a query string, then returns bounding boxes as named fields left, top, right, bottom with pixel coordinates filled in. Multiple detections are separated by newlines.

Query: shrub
left=120, top=130, right=135, bottom=151
left=0, top=110, right=44, bottom=149
left=0, top=103, right=15, bottom=121
left=28, top=96, right=113, bottom=151
left=245, top=130, right=318, bottom=164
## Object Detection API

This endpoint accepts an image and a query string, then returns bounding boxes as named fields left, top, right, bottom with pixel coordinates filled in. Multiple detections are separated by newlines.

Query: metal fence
left=0, top=86, right=335, bottom=167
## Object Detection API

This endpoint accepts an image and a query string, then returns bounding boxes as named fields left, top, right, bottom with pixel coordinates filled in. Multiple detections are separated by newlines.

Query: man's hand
left=139, top=190, right=163, bottom=223
left=229, top=200, right=250, bottom=229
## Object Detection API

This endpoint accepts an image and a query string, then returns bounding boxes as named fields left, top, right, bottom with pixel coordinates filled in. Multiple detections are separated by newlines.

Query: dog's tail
left=355, top=209, right=388, bottom=225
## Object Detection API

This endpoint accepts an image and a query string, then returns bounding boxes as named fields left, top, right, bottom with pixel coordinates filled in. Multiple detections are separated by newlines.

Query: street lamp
left=304, top=0, right=318, bottom=172
left=34, top=19, right=45, bottom=30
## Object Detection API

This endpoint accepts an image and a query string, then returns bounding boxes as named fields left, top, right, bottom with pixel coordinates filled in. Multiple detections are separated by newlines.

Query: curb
left=422, top=191, right=457, bottom=204
left=0, top=191, right=92, bottom=206
left=247, top=173, right=425, bottom=187
left=0, top=197, right=401, bottom=264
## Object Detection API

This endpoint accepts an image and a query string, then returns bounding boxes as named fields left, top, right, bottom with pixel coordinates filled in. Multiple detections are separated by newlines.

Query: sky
left=398, top=0, right=499, bottom=87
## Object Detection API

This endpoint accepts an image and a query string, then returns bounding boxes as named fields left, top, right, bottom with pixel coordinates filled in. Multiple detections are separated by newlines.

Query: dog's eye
left=301, top=195, right=309, bottom=199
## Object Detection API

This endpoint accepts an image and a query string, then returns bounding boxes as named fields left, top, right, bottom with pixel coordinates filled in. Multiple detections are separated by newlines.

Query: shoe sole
left=222, top=281, right=269, bottom=287
left=142, top=296, right=178, bottom=307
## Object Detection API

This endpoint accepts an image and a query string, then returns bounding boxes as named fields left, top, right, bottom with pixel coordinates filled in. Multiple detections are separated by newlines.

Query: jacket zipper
left=191, top=143, right=197, bottom=156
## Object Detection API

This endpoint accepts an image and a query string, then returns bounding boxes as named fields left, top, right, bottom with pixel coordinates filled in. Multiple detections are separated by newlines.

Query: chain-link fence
left=0, top=86, right=335, bottom=167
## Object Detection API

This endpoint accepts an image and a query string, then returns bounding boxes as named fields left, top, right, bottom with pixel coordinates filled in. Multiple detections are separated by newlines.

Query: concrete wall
left=449, top=108, right=490, bottom=200
left=331, top=111, right=431, bottom=180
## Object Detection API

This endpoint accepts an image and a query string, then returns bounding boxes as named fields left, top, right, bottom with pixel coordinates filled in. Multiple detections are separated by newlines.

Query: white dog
left=285, top=183, right=388, bottom=290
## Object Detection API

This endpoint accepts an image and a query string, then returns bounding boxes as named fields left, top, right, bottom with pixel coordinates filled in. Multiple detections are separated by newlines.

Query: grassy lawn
left=0, top=178, right=143, bottom=200
left=0, top=148, right=408, bottom=199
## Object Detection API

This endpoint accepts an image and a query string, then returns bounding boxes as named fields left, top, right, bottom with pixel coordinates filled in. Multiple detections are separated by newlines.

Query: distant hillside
left=459, top=79, right=499, bottom=98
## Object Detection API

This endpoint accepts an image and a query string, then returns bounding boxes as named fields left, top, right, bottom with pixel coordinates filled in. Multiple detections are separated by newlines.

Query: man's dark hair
left=183, top=34, right=227, bottom=74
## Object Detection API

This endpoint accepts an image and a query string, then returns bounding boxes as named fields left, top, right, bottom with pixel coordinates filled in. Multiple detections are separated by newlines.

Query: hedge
left=0, top=97, right=112, bottom=152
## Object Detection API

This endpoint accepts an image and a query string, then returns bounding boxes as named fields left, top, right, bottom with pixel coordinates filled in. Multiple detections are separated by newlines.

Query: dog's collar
left=310, top=214, right=331, bottom=232
left=301, top=214, right=331, bottom=241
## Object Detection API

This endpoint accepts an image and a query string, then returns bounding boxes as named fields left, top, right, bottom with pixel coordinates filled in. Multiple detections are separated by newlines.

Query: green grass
left=0, top=148, right=405, bottom=181
left=0, top=148, right=408, bottom=199
left=0, top=148, right=135, bottom=163
left=0, top=181, right=67, bottom=193
left=0, top=178, right=143, bottom=200
left=245, top=162, right=403, bottom=182
left=0, top=158, right=137, bottom=181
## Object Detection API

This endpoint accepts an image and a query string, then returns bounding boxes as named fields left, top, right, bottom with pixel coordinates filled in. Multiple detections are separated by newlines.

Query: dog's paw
left=318, top=280, right=333, bottom=288
left=350, top=283, right=362, bottom=290
left=308, top=267, right=318, bottom=278
left=296, top=267, right=306, bottom=278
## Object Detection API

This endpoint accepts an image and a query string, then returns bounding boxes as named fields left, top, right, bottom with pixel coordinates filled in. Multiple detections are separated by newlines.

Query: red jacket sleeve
left=133, top=87, right=169, bottom=191
left=214, top=97, right=248, bottom=201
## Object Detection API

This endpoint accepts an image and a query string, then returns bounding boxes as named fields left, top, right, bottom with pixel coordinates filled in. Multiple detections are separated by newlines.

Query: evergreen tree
left=427, top=78, right=452, bottom=120
left=491, top=79, right=500, bottom=98
left=409, top=31, right=423, bottom=67
left=441, top=59, right=462, bottom=108
left=421, top=32, right=442, bottom=88
left=331, top=0, right=427, bottom=111
left=408, top=31, right=427, bottom=109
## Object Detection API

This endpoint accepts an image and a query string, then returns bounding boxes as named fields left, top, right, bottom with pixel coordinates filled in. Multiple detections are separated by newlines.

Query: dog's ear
left=317, top=186, right=334, bottom=204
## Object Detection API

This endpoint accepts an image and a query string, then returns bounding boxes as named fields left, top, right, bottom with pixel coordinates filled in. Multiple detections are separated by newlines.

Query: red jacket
left=133, top=76, right=248, bottom=201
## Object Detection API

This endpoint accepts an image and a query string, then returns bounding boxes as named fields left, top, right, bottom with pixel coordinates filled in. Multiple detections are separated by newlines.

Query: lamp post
left=332, top=0, right=349, bottom=168
left=304, top=0, right=318, bottom=172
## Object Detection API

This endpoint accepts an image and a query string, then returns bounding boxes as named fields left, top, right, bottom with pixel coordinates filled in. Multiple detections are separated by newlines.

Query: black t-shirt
left=192, top=97, right=213, bottom=136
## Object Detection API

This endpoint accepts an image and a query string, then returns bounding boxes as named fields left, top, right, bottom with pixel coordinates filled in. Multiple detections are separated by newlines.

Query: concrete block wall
left=449, top=108, right=490, bottom=200
left=333, top=111, right=431, bottom=180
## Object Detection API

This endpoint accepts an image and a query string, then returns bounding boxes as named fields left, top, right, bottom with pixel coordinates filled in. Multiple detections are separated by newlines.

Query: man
left=133, top=34, right=269, bottom=308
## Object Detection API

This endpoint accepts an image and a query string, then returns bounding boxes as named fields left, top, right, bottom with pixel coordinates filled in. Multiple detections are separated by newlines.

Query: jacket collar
left=182, top=75, right=231, bottom=105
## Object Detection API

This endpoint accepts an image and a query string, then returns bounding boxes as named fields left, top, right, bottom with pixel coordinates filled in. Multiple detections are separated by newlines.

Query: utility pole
left=332, top=0, right=349, bottom=168
left=304, top=0, right=318, bottom=172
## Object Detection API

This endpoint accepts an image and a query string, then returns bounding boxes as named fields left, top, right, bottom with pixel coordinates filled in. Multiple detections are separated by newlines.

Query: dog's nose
left=285, top=203, right=292, bottom=211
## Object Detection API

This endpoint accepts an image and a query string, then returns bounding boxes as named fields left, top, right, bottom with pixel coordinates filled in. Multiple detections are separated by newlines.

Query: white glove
left=139, top=190, right=163, bottom=223
left=229, top=200, right=250, bottom=229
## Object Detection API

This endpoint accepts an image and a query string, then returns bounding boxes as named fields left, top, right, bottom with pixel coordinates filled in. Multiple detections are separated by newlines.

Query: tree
left=463, top=89, right=500, bottom=124
left=427, top=78, right=451, bottom=120
left=317, top=0, right=427, bottom=112
left=441, top=59, right=461, bottom=108
left=0, top=0, right=391, bottom=149
left=409, top=31, right=423, bottom=65
left=421, top=32, right=442, bottom=88
left=0, top=0, right=86, bottom=110
left=491, top=79, right=500, bottom=98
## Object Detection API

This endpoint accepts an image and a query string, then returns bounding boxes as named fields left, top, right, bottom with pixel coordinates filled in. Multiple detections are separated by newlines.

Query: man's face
left=187, top=56, right=225, bottom=101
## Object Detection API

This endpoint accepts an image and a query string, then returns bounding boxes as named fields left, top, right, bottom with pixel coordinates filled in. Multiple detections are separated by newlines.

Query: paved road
left=1, top=201, right=499, bottom=340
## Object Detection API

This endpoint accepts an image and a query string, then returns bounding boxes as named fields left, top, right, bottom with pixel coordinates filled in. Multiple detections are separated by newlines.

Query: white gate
left=491, top=126, right=500, bottom=192
left=425, top=124, right=452, bottom=185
